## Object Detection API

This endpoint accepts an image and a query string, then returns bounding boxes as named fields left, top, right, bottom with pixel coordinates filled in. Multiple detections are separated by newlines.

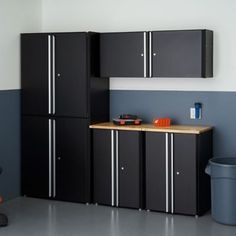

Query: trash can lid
left=210, top=158, right=236, bottom=167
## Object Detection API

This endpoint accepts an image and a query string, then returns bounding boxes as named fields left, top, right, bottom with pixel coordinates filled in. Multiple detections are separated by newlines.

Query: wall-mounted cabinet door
left=21, top=34, right=49, bottom=115
left=173, top=134, right=197, bottom=215
left=145, top=132, right=167, bottom=212
left=100, top=32, right=146, bottom=77
left=55, top=33, right=88, bottom=117
left=22, top=116, right=50, bottom=198
left=55, top=118, right=89, bottom=203
left=151, top=30, right=209, bottom=78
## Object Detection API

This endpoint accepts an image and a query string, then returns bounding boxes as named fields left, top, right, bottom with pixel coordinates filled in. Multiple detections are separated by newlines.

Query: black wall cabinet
left=145, top=131, right=212, bottom=216
left=100, top=30, right=213, bottom=78
left=100, top=32, right=145, bottom=77
left=151, top=30, right=213, bottom=78
left=93, top=129, right=143, bottom=209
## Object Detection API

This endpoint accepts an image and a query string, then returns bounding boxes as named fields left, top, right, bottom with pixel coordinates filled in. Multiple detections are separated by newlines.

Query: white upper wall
left=42, top=0, right=236, bottom=91
left=0, top=0, right=42, bottom=90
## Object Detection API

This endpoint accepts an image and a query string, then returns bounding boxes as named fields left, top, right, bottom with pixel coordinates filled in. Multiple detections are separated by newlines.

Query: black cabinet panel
left=22, top=116, right=49, bottom=198
left=93, top=130, right=112, bottom=205
left=174, top=134, right=196, bottom=215
left=55, top=118, right=89, bottom=203
left=100, top=32, right=145, bottom=77
left=152, top=30, right=204, bottom=77
left=145, top=132, right=166, bottom=212
left=118, top=131, right=141, bottom=209
left=55, top=33, right=88, bottom=117
left=21, top=34, right=49, bottom=115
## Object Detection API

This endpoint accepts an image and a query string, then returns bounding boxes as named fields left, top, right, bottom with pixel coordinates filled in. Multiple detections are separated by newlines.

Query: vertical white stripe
left=165, top=133, right=169, bottom=212
left=52, top=35, right=56, bottom=114
left=49, top=119, right=52, bottom=197
left=116, top=131, right=119, bottom=207
left=171, top=133, right=174, bottom=214
left=149, top=32, right=152, bottom=78
left=111, top=130, right=114, bottom=206
left=53, top=120, right=56, bottom=198
left=48, top=35, right=51, bottom=114
left=144, top=32, right=147, bottom=78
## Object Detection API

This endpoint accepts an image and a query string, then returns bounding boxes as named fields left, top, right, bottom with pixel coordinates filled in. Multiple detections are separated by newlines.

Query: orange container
left=153, top=118, right=171, bottom=127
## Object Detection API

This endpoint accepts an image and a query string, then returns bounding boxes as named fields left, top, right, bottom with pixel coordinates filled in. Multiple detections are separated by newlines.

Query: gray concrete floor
left=0, top=197, right=235, bottom=236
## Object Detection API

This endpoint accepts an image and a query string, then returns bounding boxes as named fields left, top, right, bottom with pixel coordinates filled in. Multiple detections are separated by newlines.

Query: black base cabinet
left=93, top=129, right=143, bottom=209
left=145, top=132, right=166, bottom=212
left=22, top=116, right=90, bottom=203
left=145, top=131, right=212, bottom=216
left=91, top=126, right=212, bottom=216
left=93, top=129, right=112, bottom=205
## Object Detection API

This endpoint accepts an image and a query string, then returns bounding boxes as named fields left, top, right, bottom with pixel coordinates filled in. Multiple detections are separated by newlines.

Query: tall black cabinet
left=21, top=32, right=109, bottom=203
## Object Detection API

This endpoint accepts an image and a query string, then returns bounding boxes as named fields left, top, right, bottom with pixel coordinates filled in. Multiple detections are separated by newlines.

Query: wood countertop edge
left=89, top=123, right=213, bottom=134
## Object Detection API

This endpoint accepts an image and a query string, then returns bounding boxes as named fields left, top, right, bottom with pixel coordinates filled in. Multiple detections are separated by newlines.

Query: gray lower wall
left=110, top=90, right=236, bottom=157
left=0, top=89, right=235, bottom=199
left=0, top=90, right=20, bottom=200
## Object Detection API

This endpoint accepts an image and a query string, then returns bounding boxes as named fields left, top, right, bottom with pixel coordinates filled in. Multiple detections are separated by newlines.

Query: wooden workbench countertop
left=89, top=122, right=212, bottom=134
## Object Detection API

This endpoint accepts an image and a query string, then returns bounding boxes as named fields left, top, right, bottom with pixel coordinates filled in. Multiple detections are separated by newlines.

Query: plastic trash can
left=205, top=158, right=236, bottom=225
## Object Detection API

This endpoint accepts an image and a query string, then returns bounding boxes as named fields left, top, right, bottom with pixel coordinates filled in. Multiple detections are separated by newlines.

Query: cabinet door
left=21, top=34, right=49, bottom=115
left=93, top=130, right=112, bottom=205
left=145, top=132, right=166, bottom=212
left=118, top=131, right=142, bottom=209
left=174, top=134, right=196, bottom=215
left=55, top=118, right=89, bottom=203
left=100, top=32, right=145, bottom=77
left=55, top=33, right=88, bottom=117
left=22, top=116, right=50, bottom=198
left=152, top=30, right=203, bottom=77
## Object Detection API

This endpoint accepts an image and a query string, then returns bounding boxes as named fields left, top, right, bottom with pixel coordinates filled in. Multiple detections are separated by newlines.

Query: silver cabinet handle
left=52, top=35, right=56, bottom=114
left=111, top=130, right=115, bottom=206
left=48, top=35, right=51, bottom=114
left=53, top=119, right=56, bottom=198
left=143, top=32, right=147, bottom=78
left=116, top=131, right=119, bottom=207
left=149, top=32, right=152, bottom=78
left=48, top=119, right=52, bottom=197
left=165, top=133, right=169, bottom=213
left=171, top=133, right=174, bottom=214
